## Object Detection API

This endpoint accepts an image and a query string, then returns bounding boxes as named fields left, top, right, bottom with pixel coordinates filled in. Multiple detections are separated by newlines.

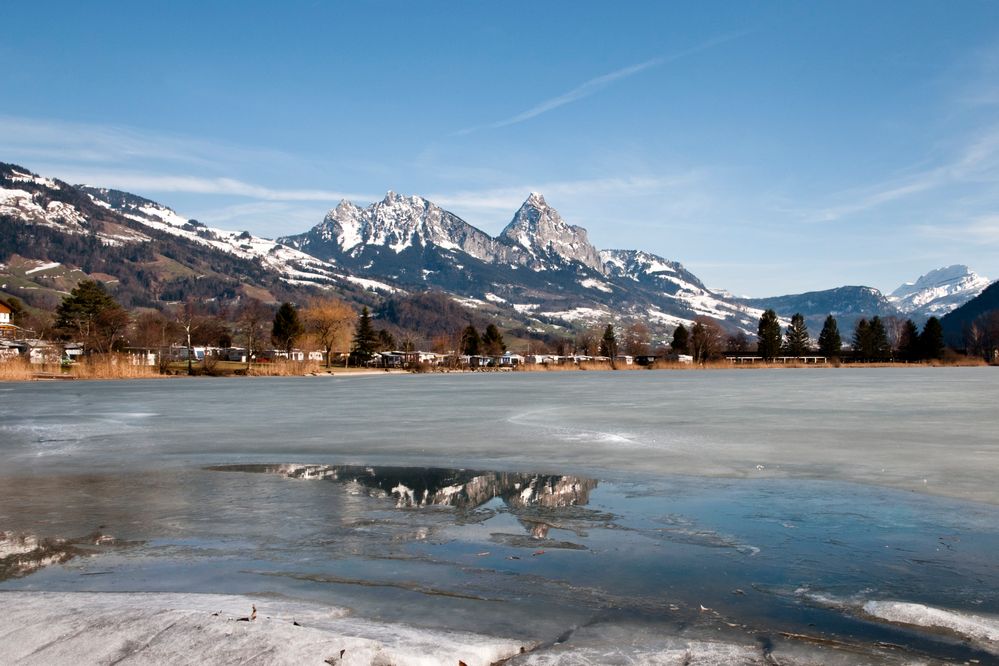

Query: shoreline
left=0, top=358, right=990, bottom=383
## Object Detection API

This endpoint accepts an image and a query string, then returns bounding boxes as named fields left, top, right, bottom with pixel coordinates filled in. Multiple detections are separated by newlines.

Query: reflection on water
left=0, top=530, right=125, bottom=581
left=3, top=461, right=999, bottom=663
left=208, top=464, right=598, bottom=510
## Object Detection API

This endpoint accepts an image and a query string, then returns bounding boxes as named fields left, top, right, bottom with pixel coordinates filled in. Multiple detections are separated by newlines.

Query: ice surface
left=2, top=371, right=999, bottom=663
left=863, top=600, right=999, bottom=649
left=0, top=592, right=526, bottom=665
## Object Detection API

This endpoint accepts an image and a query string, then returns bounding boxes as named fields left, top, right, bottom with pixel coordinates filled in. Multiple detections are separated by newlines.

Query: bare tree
left=883, top=315, right=907, bottom=351
left=690, top=317, right=726, bottom=363
left=235, top=298, right=270, bottom=371
left=301, top=296, right=356, bottom=368
left=574, top=328, right=599, bottom=355
left=726, top=331, right=750, bottom=354
left=623, top=322, right=651, bottom=356
left=174, top=300, right=204, bottom=375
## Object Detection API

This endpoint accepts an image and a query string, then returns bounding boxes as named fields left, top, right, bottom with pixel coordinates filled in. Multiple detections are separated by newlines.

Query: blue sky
left=2, top=1, right=999, bottom=296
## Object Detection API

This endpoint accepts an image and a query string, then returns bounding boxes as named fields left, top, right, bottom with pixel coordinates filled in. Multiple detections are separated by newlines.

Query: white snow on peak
left=9, top=168, right=60, bottom=190
left=317, top=193, right=477, bottom=257
left=500, top=193, right=605, bottom=273
left=888, top=265, right=991, bottom=315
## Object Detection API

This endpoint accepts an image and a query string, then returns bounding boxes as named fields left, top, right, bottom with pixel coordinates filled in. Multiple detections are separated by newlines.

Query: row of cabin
left=0, top=339, right=84, bottom=364
left=365, top=351, right=697, bottom=369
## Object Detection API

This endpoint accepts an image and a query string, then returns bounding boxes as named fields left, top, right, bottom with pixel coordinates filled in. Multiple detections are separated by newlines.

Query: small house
left=0, top=302, right=17, bottom=339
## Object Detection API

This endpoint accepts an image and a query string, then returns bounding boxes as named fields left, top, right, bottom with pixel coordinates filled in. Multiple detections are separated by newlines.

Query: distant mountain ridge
left=887, top=265, right=991, bottom=316
left=2, top=160, right=991, bottom=344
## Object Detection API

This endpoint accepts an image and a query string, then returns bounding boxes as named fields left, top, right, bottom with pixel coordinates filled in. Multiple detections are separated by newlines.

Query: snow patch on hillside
left=579, top=278, right=613, bottom=293
left=24, top=261, right=61, bottom=275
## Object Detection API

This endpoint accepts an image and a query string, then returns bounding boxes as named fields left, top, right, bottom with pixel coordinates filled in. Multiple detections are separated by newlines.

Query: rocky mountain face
left=280, top=190, right=767, bottom=334
left=499, top=193, right=605, bottom=272
left=888, top=265, right=991, bottom=317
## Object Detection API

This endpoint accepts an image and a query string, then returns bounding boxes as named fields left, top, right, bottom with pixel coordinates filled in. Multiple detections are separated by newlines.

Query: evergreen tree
left=460, top=325, right=481, bottom=355
left=599, top=324, right=617, bottom=357
left=817, top=314, right=842, bottom=358
left=784, top=312, right=810, bottom=357
left=271, top=302, right=304, bottom=353
left=671, top=324, right=689, bottom=354
left=377, top=328, right=396, bottom=352
left=869, top=316, right=890, bottom=360
left=898, top=319, right=921, bottom=361
left=351, top=306, right=379, bottom=360
left=54, top=280, right=129, bottom=354
left=481, top=323, right=505, bottom=356
left=920, top=316, right=945, bottom=360
left=853, top=318, right=871, bottom=358
left=757, top=309, right=782, bottom=360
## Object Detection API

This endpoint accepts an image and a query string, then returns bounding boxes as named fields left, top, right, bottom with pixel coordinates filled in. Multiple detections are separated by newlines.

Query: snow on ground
left=646, top=308, right=692, bottom=328
left=578, top=278, right=613, bottom=293
left=340, top=275, right=403, bottom=294
left=88, top=195, right=347, bottom=285
left=451, top=295, right=486, bottom=309
left=24, top=261, right=62, bottom=275
left=9, top=169, right=61, bottom=190
left=862, top=600, right=999, bottom=651
left=541, top=307, right=608, bottom=322
left=513, top=303, right=539, bottom=313
left=484, top=292, right=507, bottom=303
left=1, top=188, right=88, bottom=233
left=0, top=591, right=527, bottom=666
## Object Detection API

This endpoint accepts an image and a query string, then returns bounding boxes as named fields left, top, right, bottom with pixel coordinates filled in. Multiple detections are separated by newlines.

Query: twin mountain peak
left=281, top=191, right=608, bottom=275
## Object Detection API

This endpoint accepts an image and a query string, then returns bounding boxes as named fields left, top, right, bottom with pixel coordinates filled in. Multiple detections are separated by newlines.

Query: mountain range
left=1, top=161, right=993, bottom=344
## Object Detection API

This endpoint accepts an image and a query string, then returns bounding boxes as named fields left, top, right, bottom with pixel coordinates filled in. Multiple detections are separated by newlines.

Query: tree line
left=4, top=280, right=979, bottom=373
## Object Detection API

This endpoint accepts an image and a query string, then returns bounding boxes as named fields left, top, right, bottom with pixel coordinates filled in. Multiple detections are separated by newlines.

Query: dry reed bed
left=245, top=360, right=323, bottom=376
left=0, top=355, right=160, bottom=381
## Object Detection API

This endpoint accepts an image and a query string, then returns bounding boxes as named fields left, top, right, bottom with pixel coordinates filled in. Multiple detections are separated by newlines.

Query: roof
left=0, top=302, right=11, bottom=314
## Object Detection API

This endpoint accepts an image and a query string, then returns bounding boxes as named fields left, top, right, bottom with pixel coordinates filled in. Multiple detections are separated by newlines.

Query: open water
left=1, top=368, right=998, bottom=663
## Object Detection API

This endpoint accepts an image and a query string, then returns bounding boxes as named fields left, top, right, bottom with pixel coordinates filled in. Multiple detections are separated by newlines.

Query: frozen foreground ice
left=6, top=590, right=992, bottom=665
left=0, top=591, right=943, bottom=666
left=1, top=369, right=998, bottom=664
left=0, top=591, right=524, bottom=665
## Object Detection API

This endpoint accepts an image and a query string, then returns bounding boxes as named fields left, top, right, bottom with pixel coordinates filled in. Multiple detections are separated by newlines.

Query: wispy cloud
left=792, top=125, right=999, bottom=223
left=0, top=115, right=382, bottom=207
left=0, top=115, right=292, bottom=170
left=423, top=172, right=710, bottom=237
left=33, top=168, right=376, bottom=204
left=456, top=33, right=747, bottom=135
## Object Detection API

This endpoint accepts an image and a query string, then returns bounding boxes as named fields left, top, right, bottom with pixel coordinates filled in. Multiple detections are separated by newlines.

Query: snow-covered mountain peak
left=501, top=194, right=604, bottom=273
left=525, top=191, right=547, bottom=207
left=888, top=265, right=991, bottom=316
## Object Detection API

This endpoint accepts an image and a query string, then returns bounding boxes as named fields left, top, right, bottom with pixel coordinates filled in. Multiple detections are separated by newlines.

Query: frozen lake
left=1, top=368, right=998, bottom=663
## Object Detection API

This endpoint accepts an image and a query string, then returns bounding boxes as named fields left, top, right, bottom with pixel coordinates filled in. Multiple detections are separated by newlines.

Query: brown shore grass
left=1, top=354, right=989, bottom=382
left=0, top=355, right=160, bottom=381
left=513, top=357, right=988, bottom=372
left=68, top=354, right=160, bottom=379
